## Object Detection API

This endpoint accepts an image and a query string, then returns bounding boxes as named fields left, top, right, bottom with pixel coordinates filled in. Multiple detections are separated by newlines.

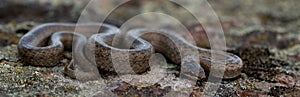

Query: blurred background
left=1, top=0, right=299, bottom=49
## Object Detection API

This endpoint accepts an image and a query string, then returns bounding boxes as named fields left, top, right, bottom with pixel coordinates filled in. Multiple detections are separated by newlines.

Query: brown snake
left=18, top=23, right=243, bottom=81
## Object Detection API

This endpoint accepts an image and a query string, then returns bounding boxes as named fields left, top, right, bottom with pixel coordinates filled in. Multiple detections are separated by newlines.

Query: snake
left=18, top=23, right=243, bottom=81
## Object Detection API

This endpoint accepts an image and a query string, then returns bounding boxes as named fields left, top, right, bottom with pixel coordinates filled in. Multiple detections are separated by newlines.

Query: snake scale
left=18, top=23, right=243, bottom=81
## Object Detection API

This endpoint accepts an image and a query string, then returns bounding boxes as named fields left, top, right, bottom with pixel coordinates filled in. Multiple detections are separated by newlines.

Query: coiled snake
left=18, top=23, right=243, bottom=81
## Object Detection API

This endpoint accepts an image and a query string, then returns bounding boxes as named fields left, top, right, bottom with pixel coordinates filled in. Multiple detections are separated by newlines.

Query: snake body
left=18, top=23, right=243, bottom=81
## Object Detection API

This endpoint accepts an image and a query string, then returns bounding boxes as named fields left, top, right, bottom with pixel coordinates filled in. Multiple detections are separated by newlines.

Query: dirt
left=0, top=0, right=299, bottom=96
